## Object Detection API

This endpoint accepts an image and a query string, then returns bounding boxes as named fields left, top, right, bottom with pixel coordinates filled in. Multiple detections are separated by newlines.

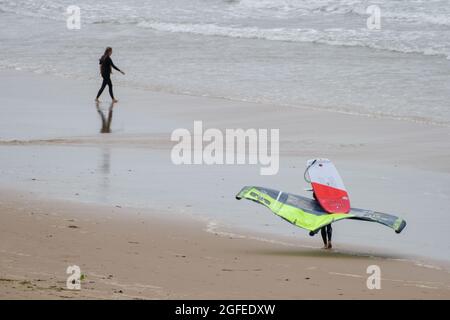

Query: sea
left=1, top=0, right=450, bottom=124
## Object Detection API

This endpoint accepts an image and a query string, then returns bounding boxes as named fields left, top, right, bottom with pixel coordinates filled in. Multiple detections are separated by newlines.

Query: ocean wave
left=137, top=21, right=450, bottom=58
left=236, top=0, right=450, bottom=26
left=237, top=0, right=360, bottom=15
left=2, top=0, right=450, bottom=27
left=0, top=0, right=66, bottom=21
left=372, top=8, right=450, bottom=27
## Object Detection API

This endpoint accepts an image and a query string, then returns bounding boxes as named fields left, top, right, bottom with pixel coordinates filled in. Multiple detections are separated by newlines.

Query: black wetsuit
left=96, top=55, right=122, bottom=100
left=321, top=224, right=332, bottom=245
left=310, top=191, right=333, bottom=246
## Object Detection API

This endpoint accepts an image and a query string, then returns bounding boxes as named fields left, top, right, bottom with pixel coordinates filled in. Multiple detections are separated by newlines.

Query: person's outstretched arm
left=111, top=60, right=125, bottom=75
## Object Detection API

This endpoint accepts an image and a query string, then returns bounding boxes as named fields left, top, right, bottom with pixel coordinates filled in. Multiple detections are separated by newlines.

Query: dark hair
left=104, top=47, right=112, bottom=56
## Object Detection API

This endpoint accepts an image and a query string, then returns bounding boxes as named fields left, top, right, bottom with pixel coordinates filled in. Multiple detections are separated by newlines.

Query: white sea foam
left=136, top=21, right=450, bottom=58
left=1, top=0, right=449, bottom=57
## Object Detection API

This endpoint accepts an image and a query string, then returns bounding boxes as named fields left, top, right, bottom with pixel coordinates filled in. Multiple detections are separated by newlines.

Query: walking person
left=95, top=47, right=125, bottom=102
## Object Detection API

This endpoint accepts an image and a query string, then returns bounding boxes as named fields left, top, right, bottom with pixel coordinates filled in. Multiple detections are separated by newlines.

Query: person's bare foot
left=95, top=98, right=100, bottom=102
left=112, top=99, right=118, bottom=103
left=327, top=242, right=333, bottom=249
left=322, top=244, right=328, bottom=249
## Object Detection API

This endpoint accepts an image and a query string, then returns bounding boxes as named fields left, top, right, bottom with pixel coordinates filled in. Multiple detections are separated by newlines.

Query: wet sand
left=0, top=69, right=450, bottom=299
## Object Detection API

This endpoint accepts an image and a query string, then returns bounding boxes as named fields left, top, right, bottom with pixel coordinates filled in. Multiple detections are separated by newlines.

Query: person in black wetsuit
left=321, top=225, right=332, bottom=249
left=95, top=47, right=125, bottom=102
left=310, top=192, right=333, bottom=249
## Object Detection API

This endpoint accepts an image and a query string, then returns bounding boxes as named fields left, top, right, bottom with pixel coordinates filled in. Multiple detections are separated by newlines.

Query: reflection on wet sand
left=95, top=102, right=114, bottom=199
left=98, top=147, right=111, bottom=201
left=96, top=101, right=115, bottom=133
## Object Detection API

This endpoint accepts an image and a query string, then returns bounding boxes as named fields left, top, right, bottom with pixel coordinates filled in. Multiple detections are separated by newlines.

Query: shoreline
left=2, top=67, right=449, bottom=129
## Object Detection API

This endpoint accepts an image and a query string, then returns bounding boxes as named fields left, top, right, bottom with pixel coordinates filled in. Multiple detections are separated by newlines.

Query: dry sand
left=1, top=190, right=449, bottom=299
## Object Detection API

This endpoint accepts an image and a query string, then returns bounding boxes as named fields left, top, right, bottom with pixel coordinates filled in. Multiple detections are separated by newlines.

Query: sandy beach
left=0, top=69, right=449, bottom=299
left=1, top=189, right=449, bottom=300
